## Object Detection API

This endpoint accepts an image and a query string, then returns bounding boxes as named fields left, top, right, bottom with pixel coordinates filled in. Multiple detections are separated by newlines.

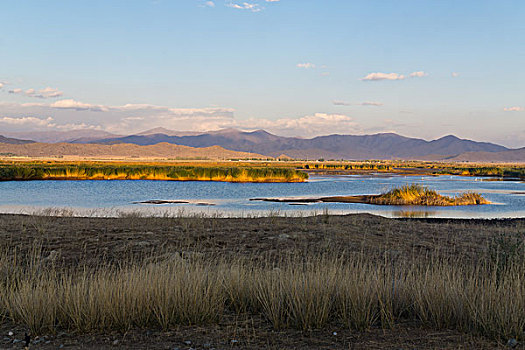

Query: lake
left=0, top=175, right=523, bottom=218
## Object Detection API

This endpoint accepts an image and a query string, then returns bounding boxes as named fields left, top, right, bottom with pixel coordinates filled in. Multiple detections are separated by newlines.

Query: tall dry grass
left=0, top=246, right=524, bottom=341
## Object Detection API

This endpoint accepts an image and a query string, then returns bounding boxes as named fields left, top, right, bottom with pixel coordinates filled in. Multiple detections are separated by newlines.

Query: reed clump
left=370, top=184, right=490, bottom=206
left=0, top=246, right=524, bottom=342
left=438, top=166, right=525, bottom=179
left=0, top=163, right=308, bottom=183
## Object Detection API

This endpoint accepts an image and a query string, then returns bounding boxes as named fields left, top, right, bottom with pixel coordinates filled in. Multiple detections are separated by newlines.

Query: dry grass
left=0, top=244, right=524, bottom=343
left=370, top=184, right=490, bottom=206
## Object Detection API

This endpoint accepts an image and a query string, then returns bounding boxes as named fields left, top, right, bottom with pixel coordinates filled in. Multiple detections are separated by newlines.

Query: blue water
left=0, top=175, right=523, bottom=218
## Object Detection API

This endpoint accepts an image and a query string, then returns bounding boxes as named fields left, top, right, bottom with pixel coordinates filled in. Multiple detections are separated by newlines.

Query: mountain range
left=1, top=128, right=523, bottom=162
left=85, top=128, right=519, bottom=161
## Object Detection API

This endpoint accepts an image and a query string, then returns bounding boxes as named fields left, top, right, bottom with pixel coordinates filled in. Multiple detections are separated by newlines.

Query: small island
left=252, top=184, right=490, bottom=206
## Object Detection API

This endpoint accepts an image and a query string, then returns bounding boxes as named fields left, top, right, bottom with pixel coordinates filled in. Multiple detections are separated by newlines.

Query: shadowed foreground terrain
left=0, top=213, right=524, bottom=349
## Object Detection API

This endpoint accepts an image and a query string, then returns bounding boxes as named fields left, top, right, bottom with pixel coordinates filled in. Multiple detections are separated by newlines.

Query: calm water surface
left=0, top=175, right=523, bottom=218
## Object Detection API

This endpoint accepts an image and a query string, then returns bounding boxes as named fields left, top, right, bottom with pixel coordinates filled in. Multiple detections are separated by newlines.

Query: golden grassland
left=0, top=161, right=308, bottom=183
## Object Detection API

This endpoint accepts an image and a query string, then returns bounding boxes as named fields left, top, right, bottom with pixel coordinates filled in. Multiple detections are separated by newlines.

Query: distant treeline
left=0, top=163, right=308, bottom=183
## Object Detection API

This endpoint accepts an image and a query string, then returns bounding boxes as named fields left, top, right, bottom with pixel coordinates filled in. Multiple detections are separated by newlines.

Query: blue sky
left=0, top=0, right=524, bottom=147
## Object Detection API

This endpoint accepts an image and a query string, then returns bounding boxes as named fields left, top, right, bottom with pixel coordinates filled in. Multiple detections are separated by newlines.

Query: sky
left=0, top=0, right=524, bottom=147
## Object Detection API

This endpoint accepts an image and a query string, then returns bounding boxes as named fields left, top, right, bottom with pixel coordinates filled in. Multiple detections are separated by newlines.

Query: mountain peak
left=436, top=134, right=461, bottom=141
left=136, top=127, right=175, bottom=136
left=248, top=129, right=276, bottom=136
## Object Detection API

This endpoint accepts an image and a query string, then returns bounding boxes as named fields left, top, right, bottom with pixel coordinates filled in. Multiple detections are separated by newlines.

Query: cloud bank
left=333, top=100, right=383, bottom=107
left=8, top=87, right=63, bottom=98
left=227, top=2, right=262, bottom=12
left=296, top=63, right=316, bottom=69
left=360, top=71, right=428, bottom=81
left=0, top=99, right=363, bottom=138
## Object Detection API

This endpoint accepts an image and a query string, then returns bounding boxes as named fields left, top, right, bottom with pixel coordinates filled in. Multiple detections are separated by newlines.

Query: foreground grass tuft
left=0, top=246, right=523, bottom=341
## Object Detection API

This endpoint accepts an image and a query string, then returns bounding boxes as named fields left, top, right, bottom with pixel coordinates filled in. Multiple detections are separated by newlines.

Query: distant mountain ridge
left=2, top=130, right=121, bottom=143
left=443, top=147, right=525, bottom=162
left=86, top=128, right=516, bottom=161
left=0, top=135, right=35, bottom=145
left=0, top=142, right=268, bottom=160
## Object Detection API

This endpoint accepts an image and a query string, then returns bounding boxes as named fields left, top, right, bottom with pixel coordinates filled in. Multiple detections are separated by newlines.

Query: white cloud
left=0, top=114, right=103, bottom=131
left=409, top=71, right=428, bottom=78
left=7, top=86, right=63, bottom=98
left=0, top=116, right=55, bottom=127
left=236, top=113, right=361, bottom=137
left=117, top=103, right=227, bottom=113
left=361, top=72, right=406, bottom=81
left=361, top=101, right=384, bottom=106
left=0, top=100, right=363, bottom=138
left=204, top=1, right=215, bottom=7
left=451, top=72, right=460, bottom=78
left=333, top=101, right=352, bottom=106
left=35, top=87, right=63, bottom=98
left=503, top=106, right=524, bottom=112
left=0, top=100, right=236, bottom=134
left=296, top=62, right=316, bottom=69
left=54, top=123, right=103, bottom=131
left=333, top=100, right=383, bottom=107
left=0, top=83, right=3, bottom=89
left=361, top=71, right=428, bottom=81
left=50, top=99, right=109, bottom=112
left=266, top=0, right=280, bottom=2
left=227, top=2, right=262, bottom=12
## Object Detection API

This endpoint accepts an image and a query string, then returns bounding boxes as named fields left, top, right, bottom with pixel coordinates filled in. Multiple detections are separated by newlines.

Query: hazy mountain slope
left=0, top=142, right=268, bottom=160
left=92, top=129, right=511, bottom=160
left=443, top=148, right=525, bottom=162
left=0, top=135, right=35, bottom=144
left=3, top=130, right=121, bottom=143
left=406, top=135, right=508, bottom=157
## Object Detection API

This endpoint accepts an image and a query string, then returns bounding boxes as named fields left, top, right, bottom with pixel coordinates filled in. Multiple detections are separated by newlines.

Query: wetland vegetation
left=0, top=162, right=308, bottom=183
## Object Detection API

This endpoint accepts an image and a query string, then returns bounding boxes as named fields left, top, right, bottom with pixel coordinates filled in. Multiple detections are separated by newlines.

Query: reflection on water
left=0, top=175, right=523, bottom=219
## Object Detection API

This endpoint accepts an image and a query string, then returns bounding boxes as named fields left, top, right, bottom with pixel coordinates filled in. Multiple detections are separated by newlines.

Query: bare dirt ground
left=1, top=213, right=524, bottom=349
